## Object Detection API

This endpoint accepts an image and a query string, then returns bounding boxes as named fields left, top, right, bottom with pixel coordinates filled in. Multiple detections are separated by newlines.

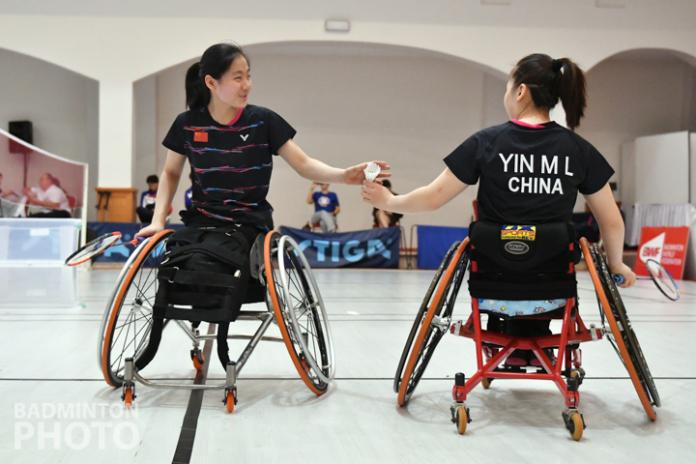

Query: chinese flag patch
left=194, top=131, right=208, bottom=143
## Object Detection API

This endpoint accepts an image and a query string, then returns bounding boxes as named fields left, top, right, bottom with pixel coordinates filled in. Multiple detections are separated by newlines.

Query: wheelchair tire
left=396, top=239, right=469, bottom=407
left=393, top=240, right=461, bottom=394
left=581, top=238, right=660, bottom=420
left=99, top=229, right=173, bottom=387
left=264, top=231, right=334, bottom=396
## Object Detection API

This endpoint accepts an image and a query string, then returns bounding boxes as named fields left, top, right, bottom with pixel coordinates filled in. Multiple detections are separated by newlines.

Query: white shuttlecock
left=363, top=162, right=381, bottom=182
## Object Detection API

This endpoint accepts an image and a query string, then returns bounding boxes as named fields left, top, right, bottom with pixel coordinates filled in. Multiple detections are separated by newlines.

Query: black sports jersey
left=162, top=104, right=296, bottom=229
left=444, top=120, right=614, bottom=224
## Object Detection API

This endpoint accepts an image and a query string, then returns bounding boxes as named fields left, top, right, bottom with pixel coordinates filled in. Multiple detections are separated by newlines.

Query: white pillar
left=98, top=79, right=133, bottom=187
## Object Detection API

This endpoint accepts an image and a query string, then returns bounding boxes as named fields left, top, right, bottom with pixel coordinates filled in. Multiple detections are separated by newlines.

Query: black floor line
left=171, top=324, right=215, bottom=464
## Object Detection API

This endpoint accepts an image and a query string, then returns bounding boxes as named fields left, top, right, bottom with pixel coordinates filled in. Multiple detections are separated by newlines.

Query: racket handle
left=126, top=236, right=146, bottom=246
left=613, top=274, right=626, bottom=285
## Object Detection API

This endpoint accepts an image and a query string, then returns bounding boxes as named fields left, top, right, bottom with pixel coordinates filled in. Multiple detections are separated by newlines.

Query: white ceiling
left=0, top=0, right=695, bottom=29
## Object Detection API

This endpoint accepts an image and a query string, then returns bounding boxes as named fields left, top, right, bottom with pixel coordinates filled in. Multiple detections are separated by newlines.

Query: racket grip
left=127, top=236, right=146, bottom=246
left=613, top=274, right=626, bottom=285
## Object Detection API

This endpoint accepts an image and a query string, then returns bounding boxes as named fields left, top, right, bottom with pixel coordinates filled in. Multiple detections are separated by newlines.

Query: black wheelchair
left=97, top=229, right=334, bottom=413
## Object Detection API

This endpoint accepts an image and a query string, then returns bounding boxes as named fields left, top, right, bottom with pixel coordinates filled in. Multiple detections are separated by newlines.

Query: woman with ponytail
left=363, top=53, right=633, bottom=367
left=137, top=43, right=388, bottom=241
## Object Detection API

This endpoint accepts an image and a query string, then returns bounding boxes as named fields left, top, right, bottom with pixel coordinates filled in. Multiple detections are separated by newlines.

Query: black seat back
left=468, top=221, right=579, bottom=300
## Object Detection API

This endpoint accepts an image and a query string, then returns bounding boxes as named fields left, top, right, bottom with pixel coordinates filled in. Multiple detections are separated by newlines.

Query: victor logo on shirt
left=498, top=153, right=574, bottom=195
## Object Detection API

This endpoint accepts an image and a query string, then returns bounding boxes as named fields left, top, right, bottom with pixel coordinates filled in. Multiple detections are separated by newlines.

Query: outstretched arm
left=362, top=168, right=468, bottom=213
left=278, top=139, right=390, bottom=185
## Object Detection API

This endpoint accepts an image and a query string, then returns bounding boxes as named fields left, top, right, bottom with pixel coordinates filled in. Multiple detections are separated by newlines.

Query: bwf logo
left=14, top=402, right=140, bottom=450
left=639, top=232, right=665, bottom=264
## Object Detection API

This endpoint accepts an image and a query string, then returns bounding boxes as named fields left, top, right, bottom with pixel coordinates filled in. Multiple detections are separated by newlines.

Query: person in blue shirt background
left=136, top=174, right=159, bottom=223
left=305, top=182, right=340, bottom=233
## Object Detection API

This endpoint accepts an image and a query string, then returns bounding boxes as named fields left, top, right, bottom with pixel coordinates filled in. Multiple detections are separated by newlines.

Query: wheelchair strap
left=157, top=267, right=241, bottom=289
left=162, top=243, right=246, bottom=269
left=216, top=321, right=232, bottom=368
left=157, top=291, right=226, bottom=307
left=134, top=315, right=165, bottom=371
left=135, top=318, right=234, bottom=371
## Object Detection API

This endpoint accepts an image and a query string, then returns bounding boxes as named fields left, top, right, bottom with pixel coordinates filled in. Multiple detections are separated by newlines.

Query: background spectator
left=136, top=174, right=159, bottom=223
left=305, top=182, right=340, bottom=233
left=25, top=173, right=71, bottom=218
left=372, top=180, right=403, bottom=228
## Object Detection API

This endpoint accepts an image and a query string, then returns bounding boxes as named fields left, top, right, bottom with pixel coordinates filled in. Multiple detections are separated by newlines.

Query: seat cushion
left=478, top=298, right=567, bottom=317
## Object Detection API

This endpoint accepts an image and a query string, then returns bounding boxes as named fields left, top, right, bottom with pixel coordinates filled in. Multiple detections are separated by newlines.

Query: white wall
left=0, top=48, right=98, bottom=218
left=148, top=46, right=507, bottom=230
left=629, top=131, right=690, bottom=204
left=133, top=76, right=157, bottom=196
left=1, top=12, right=695, bottom=189
left=1, top=7, right=695, bottom=221
left=580, top=53, right=696, bottom=206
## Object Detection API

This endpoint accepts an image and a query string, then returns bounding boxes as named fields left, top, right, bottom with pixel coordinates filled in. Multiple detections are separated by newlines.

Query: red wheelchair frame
left=394, top=236, right=659, bottom=441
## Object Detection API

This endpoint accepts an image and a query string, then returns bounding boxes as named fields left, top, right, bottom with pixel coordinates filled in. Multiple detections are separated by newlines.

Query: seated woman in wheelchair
left=132, top=43, right=388, bottom=374
left=363, top=53, right=636, bottom=367
left=137, top=42, right=388, bottom=242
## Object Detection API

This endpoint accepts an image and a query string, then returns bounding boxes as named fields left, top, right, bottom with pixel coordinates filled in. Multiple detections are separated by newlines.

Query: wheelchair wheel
left=393, top=240, right=460, bottom=393
left=99, top=229, right=172, bottom=387
left=396, top=239, right=469, bottom=407
left=581, top=238, right=660, bottom=420
left=264, top=231, right=334, bottom=395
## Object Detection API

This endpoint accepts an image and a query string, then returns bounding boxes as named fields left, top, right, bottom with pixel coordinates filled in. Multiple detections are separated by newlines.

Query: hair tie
left=552, top=59, right=564, bottom=74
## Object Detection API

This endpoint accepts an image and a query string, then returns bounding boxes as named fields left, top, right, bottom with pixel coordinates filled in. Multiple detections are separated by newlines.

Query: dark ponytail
left=185, top=62, right=203, bottom=110
left=512, top=53, right=587, bottom=130
left=185, top=43, right=249, bottom=110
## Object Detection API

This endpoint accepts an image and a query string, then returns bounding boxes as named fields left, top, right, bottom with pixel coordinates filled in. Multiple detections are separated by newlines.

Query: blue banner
left=416, top=225, right=468, bottom=269
left=278, top=226, right=400, bottom=268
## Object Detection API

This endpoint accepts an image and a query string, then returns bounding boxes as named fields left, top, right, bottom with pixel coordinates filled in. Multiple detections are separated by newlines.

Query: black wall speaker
left=8, top=120, right=33, bottom=154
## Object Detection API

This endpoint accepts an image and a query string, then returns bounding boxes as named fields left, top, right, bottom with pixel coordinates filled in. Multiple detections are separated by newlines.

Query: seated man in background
left=25, top=173, right=71, bottom=218
left=136, top=174, right=159, bottom=223
left=372, top=180, right=403, bottom=228
left=305, top=182, right=340, bottom=233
